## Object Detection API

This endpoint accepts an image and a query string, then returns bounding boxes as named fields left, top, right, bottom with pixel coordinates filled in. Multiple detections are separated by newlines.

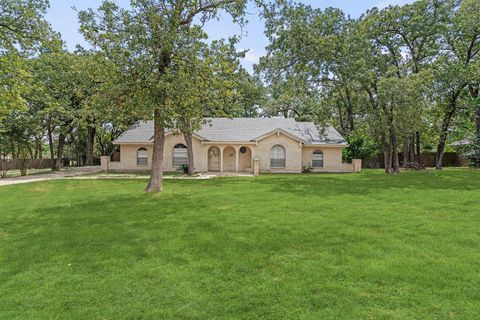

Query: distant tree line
left=1, top=0, right=479, bottom=192
left=256, top=0, right=480, bottom=172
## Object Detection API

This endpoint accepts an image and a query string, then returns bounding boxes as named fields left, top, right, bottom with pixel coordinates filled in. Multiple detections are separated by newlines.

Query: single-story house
left=105, top=118, right=361, bottom=173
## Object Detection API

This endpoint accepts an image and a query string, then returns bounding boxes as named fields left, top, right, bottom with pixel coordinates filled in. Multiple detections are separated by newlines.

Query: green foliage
left=258, top=0, right=479, bottom=172
left=0, top=0, right=50, bottom=50
left=179, top=164, right=189, bottom=174
left=301, top=164, right=312, bottom=173
left=0, top=0, right=51, bottom=119
left=343, top=131, right=378, bottom=162
left=464, top=133, right=480, bottom=168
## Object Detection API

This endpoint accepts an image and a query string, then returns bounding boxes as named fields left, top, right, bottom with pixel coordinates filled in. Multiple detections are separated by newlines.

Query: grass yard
left=1, top=170, right=480, bottom=319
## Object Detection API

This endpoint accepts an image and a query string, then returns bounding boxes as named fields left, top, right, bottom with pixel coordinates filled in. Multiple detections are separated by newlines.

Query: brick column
left=235, top=147, right=239, bottom=172
left=100, top=156, right=110, bottom=172
left=220, top=146, right=224, bottom=172
left=253, top=158, right=260, bottom=176
left=352, top=159, right=362, bottom=173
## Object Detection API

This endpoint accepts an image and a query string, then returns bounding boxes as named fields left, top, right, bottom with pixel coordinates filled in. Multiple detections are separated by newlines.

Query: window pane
left=137, top=148, right=148, bottom=166
left=312, top=151, right=323, bottom=167
left=270, top=145, right=285, bottom=168
left=173, top=147, right=188, bottom=166
left=137, top=157, right=148, bottom=165
left=271, top=158, right=286, bottom=168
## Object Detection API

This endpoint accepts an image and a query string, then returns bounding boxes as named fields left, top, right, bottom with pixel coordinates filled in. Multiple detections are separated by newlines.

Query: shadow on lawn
left=253, top=169, right=480, bottom=197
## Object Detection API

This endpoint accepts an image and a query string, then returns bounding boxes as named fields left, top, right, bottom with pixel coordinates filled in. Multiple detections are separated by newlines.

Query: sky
left=46, top=0, right=415, bottom=73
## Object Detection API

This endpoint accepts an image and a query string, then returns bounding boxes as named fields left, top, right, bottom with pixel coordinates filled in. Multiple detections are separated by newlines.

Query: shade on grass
left=1, top=170, right=479, bottom=319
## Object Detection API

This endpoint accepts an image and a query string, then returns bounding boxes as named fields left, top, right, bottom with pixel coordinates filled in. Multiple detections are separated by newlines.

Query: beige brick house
left=106, top=118, right=360, bottom=173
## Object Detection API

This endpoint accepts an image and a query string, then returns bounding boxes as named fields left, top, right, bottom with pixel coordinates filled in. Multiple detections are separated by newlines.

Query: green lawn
left=1, top=170, right=480, bottom=319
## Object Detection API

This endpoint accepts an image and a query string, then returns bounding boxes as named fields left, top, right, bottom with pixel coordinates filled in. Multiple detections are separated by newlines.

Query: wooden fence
left=363, top=152, right=468, bottom=169
left=0, top=159, right=55, bottom=171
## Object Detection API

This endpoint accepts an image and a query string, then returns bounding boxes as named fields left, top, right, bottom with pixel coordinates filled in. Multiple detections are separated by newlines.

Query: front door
left=208, top=147, right=220, bottom=171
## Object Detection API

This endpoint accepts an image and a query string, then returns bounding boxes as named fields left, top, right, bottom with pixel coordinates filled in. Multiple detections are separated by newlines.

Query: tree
left=169, top=38, right=248, bottom=175
left=433, top=0, right=480, bottom=169
left=79, top=0, right=252, bottom=192
left=360, top=1, right=442, bottom=172
left=257, top=3, right=351, bottom=124
left=258, top=0, right=451, bottom=174
left=0, top=0, right=50, bottom=119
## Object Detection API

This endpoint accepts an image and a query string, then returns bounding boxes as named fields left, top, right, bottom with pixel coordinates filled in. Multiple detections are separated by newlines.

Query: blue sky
left=46, top=0, right=414, bottom=73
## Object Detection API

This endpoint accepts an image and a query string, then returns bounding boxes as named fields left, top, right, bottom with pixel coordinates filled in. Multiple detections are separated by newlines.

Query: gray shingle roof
left=114, top=118, right=347, bottom=145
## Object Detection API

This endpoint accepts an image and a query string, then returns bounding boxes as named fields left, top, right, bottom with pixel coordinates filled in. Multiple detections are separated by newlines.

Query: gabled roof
left=114, top=118, right=347, bottom=145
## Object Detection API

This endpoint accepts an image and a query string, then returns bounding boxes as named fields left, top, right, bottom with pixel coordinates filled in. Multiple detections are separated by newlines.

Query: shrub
left=302, top=164, right=313, bottom=173
left=343, top=131, right=378, bottom=162
left=179, top=164, right=189, bottom=174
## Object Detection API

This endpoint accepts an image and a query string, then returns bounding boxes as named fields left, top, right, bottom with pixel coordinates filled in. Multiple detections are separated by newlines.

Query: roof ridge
left=114, top=118, right=347, bottom=145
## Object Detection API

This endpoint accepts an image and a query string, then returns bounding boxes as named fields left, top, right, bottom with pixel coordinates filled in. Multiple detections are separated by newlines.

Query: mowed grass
left=1, top=170, right=480, bottom=319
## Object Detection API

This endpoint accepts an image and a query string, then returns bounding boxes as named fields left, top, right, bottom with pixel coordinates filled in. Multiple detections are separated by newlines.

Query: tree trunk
left=471, top=86, right=480, bottom=135
left=184, top=131, right=195, bottom=175
left=403, top=136, right=410, bottom=166
left=345, top=86, right=354, bottom=135
left=415, top=131, right=421, bottom=163
left=47, top=124, right=55, bottom=169
left=145, top=109, right=165, bottom=193
left=0, top=154, right=5, bottom=178
left=55, top=133, right=66, bottom=171
left=382, top=136, right=392, bottom=174
left=391, top=133, right=400, bottom=173
left=36, top=137, right=43, bottom=159
left=409, top=133, right=415, bottom=163
left=338, top=102, right=345, bottom=135
left=436, top=100, right=457, bottom=170
left=476, top=105, right=480, bottom=136
left=385, top=104, right=399, bottom=173
left=96, top=135, right=106, bottom=156
left=86, top=125, right=96, bottom=166
left=20, top=158, right=28, bottom=176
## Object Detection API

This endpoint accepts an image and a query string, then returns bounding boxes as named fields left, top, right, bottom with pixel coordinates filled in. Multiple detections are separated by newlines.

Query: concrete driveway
left=0, top=166, right=102, bottom=187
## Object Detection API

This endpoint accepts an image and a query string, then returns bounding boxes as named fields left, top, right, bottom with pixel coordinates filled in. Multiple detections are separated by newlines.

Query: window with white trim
left=137, top=147, right=148, bottom=166
left=270, top=145, right=286, bottom=168
left=312, top=150, right=324, bottom=167
left=173, top=143, right=188, bottom=167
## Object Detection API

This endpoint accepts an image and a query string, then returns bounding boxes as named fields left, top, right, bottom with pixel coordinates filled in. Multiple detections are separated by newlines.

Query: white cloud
left=376, top=0, right=414, bottom=9
left=242, top=50, right=262, bottom=64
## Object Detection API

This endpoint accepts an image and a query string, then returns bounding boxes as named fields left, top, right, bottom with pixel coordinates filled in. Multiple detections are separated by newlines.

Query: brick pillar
left=100, top=156, right=110, bottom=172
left=352, top=159, right=362, bottom=173
left=253, top=158, right=260, bottom=176
left=235, top=147, right=239, bottom=172
left=220, top=147, right=224, bottom=172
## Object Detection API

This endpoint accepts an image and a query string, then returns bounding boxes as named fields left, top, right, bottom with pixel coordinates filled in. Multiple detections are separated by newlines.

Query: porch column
left=220, top=146, right=224, bottom=172
left=235, top=147, right=239, bottom=172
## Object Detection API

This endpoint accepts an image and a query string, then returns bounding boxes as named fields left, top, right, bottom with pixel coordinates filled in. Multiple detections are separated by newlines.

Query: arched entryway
left=223, top=146, right=236, bottom=172
left=208, top=146, right=220, bottom=171
left=238, top=146, right=252, bottom=172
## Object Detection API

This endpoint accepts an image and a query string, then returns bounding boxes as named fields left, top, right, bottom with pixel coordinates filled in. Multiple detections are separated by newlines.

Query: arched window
left=270, top=145, right=286, bottom=168
left=137, top=147, right=148, bottom=166
left=173, top=143, right=188, bottom=167
left=312, top=150, right=324, bottom=167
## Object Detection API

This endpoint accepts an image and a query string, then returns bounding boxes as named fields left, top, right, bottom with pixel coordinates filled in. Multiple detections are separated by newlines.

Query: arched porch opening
left=223, top=146, right=236, bottom=172
left=238, top=146, right=252, bottom=172
left=208, top=146, right=220, bottom=171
